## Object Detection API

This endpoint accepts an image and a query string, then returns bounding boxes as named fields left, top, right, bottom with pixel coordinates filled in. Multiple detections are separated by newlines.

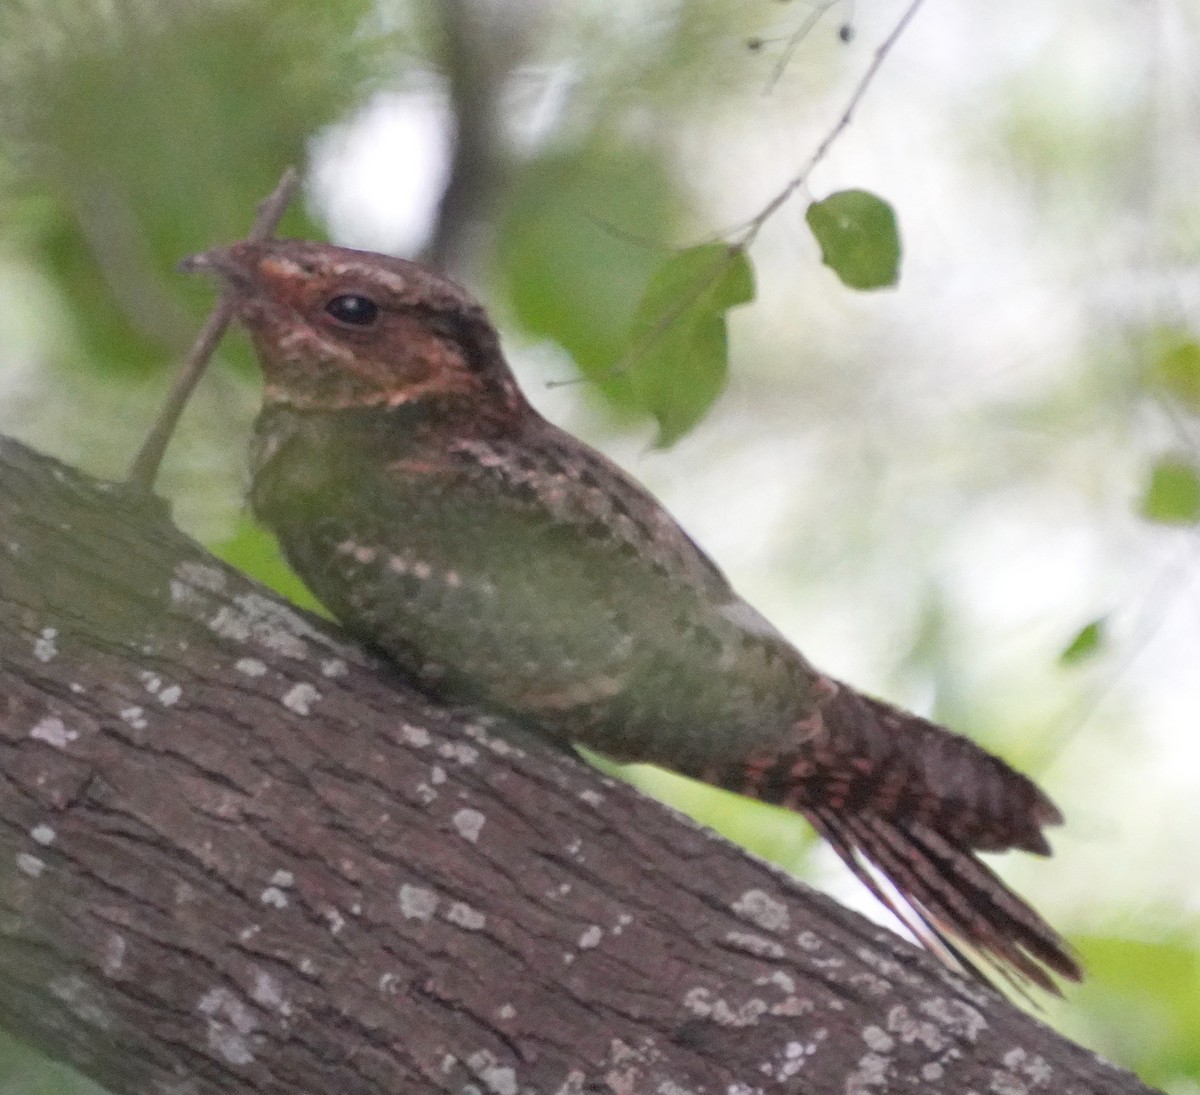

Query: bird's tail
left=701, top=679, right=1081, bottom=993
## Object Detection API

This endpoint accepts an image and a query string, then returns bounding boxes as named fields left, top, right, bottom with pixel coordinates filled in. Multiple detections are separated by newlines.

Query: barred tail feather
left=805, top=805, right=1081, bottom=993
left=702, top=678, right=1081, bottom=992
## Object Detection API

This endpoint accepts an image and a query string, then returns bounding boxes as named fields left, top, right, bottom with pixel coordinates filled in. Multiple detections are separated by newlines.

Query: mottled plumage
left=186, top=238, right=1081, bottom=992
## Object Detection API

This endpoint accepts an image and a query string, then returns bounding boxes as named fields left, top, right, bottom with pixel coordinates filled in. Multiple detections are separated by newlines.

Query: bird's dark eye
left=325, top=294, right=379, bottom=326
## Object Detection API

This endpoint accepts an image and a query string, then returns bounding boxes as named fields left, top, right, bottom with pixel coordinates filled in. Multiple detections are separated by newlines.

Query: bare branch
left=739, top=0, right=929, bottom=245
left=0, top=434, right=1158, bottom=1095
left=125, top=166, right=300, bottom=493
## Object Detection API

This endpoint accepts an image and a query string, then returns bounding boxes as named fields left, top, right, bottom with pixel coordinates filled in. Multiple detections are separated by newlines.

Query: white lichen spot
left=430, top=764, right=447, bottom=785
left=756, top=970, right=795, bottom=994
left=238, top=925, right=261, bottom=943
left=921, top=1063, right=944, bottom=1082
left=379, top=972, right=400, bottom=994
left=251, top=970, right=291, bottom=1016
left=555, top=1070, right=586, bottom=1095
left=466, top=1050, right=517, bottom=1095
left=178, top=561, right=228, bottom=594
left=437, top=741, right=479, bottom=765
left=30, top=716, right=77, bottom=748
left=260, top=887, right=289, bottom=909
left=887, top=1004, right=947, bottom=1051
left=1002, top=1048, right=1052, bottom=1086
left=770, top=996, right=813, bottom=1018
left=579, top=788, right=604, bottom=807
left=30, top=824, right=56, bottom=846
left=142, top=673, right=162, bottom=694
left=849, top=971, right=891, bottom=997
left=34, top=627, right=58, bottom=663
left=731, top=889, right=789, bottom=933
left=69, top=682, right=85, bottom=694
left=612, top=912, right=633, bottom=935
left=446, top=902, right=486, bottom=931
left=565, top=838, right=583, bottom=859
left=844, top=1051, right=889, bottom=1094
left=795, top=930, right=822, bottom=951
left=158, top=684, right=182, bottom=707
left=763, top=1040, right=812, bottom=1082
left=119, top=706, right=148, bottom=730
left=415, top=782, right=438, bottom=805
left=270, top=869, right=294, bottom=887
left=401, top=724, right=432, bottom=748
left=682, top=987, right=768, bottom=1028
left=497, top=1003, right=516, bottom=1020
left=856, top=947, right=921, bottom=987
left=198, top=987, right=257, bottom=1066
left=281, top=683, right=320, bottom=716
left=990, top=1071, right=1028, bottom=1095
left=399, top=884, right=439, bottom=921
left=103, top=933, right=127, bottom=976
left=324, top=908, right=345, bottom=934
left=862, top=1026, right=894, bottom=1053
left=16, top=852, right=45, bottom=877
left=235, top=657, right=268, bottom=678
left=578, top=925, right=603, bottom=950
left=919, top=996, right=987, bottom=1042
left=724, top=931, right=784, bottom=958
left=209, top=593, right=322, bottom=660
left=298, top=957, right=315, bottom=975
left=452, top=808, right=486, bottom=843
left=49, top=974, right=113, bottom=1030
left=321, top=658, right=348, bottom=678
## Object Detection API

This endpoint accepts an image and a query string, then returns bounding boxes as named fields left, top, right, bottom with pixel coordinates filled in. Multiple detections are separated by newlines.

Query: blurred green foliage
left=1147, top=332, right=1200, bottom=413
left=0, top=0, right=366, bottom=375
left=1059, top=617, right=1106, bottom=666
left=1141, top=457, right=1200, bottom=526
left=494, top=143, right=682, bottom=412
left=0, top=0, right=1197, bottom=1092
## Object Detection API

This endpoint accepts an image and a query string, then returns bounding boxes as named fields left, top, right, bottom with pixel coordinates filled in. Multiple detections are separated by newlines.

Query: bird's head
left=182, top=239, right=526, bottom=416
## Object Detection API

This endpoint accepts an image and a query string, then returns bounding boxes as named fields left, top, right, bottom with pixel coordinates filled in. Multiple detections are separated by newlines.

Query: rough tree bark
left=0, top=435, right=1156, bottom=1095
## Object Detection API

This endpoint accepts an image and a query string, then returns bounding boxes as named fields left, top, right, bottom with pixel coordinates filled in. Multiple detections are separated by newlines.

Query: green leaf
left=1059, top=618, right=1105, bottom=665
left=1147, top=332, right=1200, bottom=412
left=805, top=189, right=901, bottom=290
left=625, top=243, right=755, bottom=446
left=1141, top=457, right=1200, bottom=525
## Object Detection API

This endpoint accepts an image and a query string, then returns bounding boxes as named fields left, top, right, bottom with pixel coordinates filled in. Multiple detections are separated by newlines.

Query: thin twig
left=764, top=0, right=844, bottom=95
left=125, top=166, right=300, bottom=493
left=559, top=0, right=928, bottom=394
left=739, top=0, right=929, bottom=247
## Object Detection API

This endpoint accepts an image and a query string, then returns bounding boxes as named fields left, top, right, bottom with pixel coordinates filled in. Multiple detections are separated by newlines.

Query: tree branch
left=125, top=165, right=300, bottom=492
left=0, top=436, right=1157, bottom=1095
